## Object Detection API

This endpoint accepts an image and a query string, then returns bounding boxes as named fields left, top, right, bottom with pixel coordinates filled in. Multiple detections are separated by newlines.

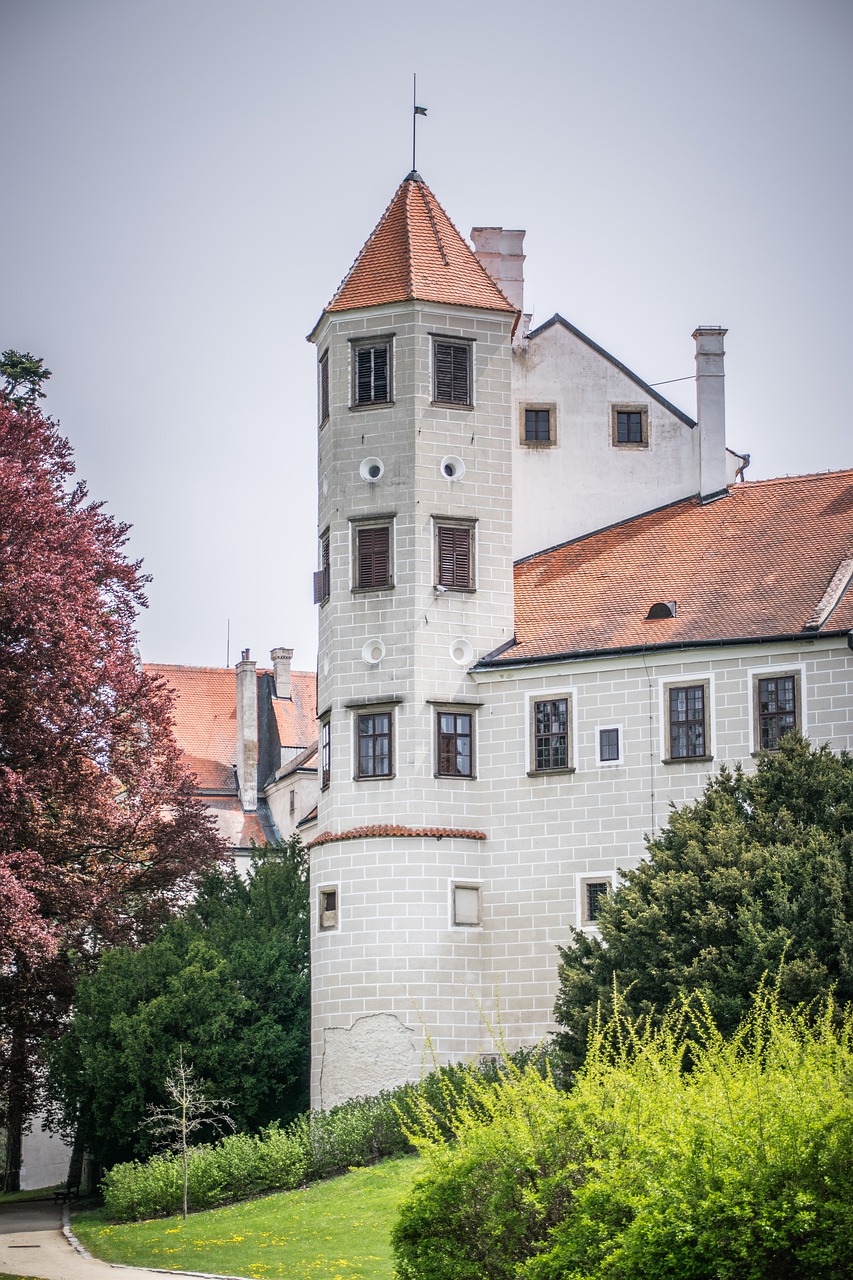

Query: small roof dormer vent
left=646, top=601, right=677, bottom=620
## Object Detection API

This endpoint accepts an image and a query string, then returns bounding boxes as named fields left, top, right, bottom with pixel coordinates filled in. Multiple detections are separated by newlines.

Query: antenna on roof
left=226, top=617, right=230, bottom=668
left=412, top=73, right=427, bottom=174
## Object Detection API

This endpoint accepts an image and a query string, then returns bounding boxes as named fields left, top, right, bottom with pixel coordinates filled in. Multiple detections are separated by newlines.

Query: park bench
left=52, top=1180, right=80, bottom=1203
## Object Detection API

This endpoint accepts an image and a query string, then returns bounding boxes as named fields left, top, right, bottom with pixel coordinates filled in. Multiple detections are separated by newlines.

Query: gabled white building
left=308, top=172, right=853, bottom=1108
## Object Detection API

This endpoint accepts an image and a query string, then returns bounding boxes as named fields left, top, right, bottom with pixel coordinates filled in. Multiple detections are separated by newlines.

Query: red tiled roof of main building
left=491, top=471, right=853, bottom=664
left=323, top=173, right=517, bottom=317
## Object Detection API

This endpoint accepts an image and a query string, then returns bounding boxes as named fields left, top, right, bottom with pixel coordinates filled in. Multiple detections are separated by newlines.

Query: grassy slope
left=72, top=1154, right=420, bottom=1280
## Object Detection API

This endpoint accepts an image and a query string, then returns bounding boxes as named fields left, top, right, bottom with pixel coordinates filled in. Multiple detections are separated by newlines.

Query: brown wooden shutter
left=320, top=354, right=329, bottom=421
left=437, top=526, right=471, bottom=587
left=434, top=342, right=469, bottom=404
left=357, top=526, right=390, bottom=588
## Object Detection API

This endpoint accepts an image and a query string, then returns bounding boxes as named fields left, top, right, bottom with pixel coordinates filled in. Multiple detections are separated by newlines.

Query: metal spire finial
left=412, top=74, right=427, bottom=174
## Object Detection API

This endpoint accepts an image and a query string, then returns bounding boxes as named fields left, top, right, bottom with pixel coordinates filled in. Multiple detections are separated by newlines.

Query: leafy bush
left=393, top=986, right=853, bottom=1280
left=100, top=1047, right=552, bottom=1221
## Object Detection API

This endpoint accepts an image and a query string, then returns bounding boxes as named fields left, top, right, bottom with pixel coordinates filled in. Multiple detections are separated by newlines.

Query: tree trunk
left=2, top=1028, right=28, bottom=1193
left=66, top=1124, right=85, bottom=1188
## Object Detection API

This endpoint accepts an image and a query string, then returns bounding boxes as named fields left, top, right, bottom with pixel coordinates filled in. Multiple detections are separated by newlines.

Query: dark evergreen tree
left=554, top=735, right=853, bottom=1069
left=47, top=842, right=310, bottom=1166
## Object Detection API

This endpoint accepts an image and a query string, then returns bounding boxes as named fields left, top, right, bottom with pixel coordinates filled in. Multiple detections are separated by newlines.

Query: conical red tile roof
left=325, top=172, right=517, bottom=316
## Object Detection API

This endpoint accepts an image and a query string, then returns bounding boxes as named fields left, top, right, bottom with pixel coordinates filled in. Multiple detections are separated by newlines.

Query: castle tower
left=308, top=173, right=518, bottom=1107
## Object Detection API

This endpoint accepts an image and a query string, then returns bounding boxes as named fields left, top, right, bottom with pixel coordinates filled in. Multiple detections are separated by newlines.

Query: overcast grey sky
left=2, top=0, right=851, bottom=675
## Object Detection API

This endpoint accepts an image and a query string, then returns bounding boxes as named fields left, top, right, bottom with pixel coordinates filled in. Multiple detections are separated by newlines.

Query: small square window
left=356, top=711, right=393, bottom=778
left=453, top=884, right=481, bottom=927
left=530, top=697, right=573, bottom=773
left=435, top=523, right=474, bottom=589
left=752, top=671, right=802, bottom=751
left=611, top=403, right=649, bottom=448
left=433, top=340, right=472, bottom=406
left=355, top=524, right=392, bottom=590
left=319, top=887, right=338, bottom=931
left=663, top=679, right=712, bottom=762
left=437, top=711, right=474, bottom=778
left=320, top=717, right=331, bottom=790
left=353, top=341, right=391, bottom=407
left=598, top=727, right=620, bottom=763
left=523, top=407, right=553, bottom=443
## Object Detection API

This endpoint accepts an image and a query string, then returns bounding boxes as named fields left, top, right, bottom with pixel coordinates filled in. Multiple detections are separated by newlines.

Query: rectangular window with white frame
left=596, top=725, right=623, bottom=766
left=748, top=666, right=805, bottom=753
left=526, top=690, right=576, bottom=775
left=435, top=709, right=475, bottom=778
left=577, top=872, right=616, bottom=928
left=451, top=882, right=482, bottom=928
left=660, top=676, right=713, bottom=763
left=320, top=716, right=331, bottom=790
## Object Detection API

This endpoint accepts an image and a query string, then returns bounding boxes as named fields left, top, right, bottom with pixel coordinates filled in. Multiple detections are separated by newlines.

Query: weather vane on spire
left=412, top=74, right=427, bottom=174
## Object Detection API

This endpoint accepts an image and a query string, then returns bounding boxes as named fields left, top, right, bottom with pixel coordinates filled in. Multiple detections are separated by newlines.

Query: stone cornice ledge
left=309, top=823, right=487, bottom=848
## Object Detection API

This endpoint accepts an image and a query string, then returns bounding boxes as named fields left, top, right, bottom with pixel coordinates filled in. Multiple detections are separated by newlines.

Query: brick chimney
left=693, top=327, right=728, bottom=502
left=271, top=646, right=293, bottom=699
left=471, top=227, right=526, bottom=322
left=235, top=648, right=258, bottom=811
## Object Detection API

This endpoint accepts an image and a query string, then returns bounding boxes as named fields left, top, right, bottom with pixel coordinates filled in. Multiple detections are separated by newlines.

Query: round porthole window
left=440, top=455, right=465, bottom=481
left=449, top=638, right=474, bottom=666
left=362, top=638, right=385, bottom=666
left=359, top=457, right=384, bottom=482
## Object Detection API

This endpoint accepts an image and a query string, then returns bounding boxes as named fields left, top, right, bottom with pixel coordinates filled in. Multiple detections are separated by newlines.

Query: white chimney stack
left=471, top=226, right=526, bottom=316
left=271, top=646, right=293, bottom=699
left=235, top=648, right=258, bottom=811
left=693, top=327, right=728, bottom=501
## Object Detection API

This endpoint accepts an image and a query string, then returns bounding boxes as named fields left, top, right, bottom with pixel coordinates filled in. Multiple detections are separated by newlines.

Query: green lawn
left=72, top=1154, right=420, bottom=1279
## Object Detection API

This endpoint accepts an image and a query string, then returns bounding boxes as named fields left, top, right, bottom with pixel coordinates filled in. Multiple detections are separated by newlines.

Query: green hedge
left=392, top=988, right=853, bottom=1280
left=100, top=1049, right=551, bottom=1221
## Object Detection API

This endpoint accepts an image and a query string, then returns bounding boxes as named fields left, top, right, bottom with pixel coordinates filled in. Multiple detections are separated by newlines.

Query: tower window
left=435, top=522, right=474, bottom=589
left=319, top=352, right=329, bottom=425
left=319, top=887, right=338, bottom=931
left=353, top=341, right=391, bottom=406
left=452, top=884, right=481, bottom=927
left=611, top=403, right=649, bottom=448
left=433, top=340, right=471, bottom=406
left=313, top=530, right=330, bottom=605
left=597, top=726, right=622, bottom=765
left=320, top=717, right=331, bottom=790
left=585, top=880, right=609, bottom=922
left=436, top=711, right=474, bottom=778
left=355, top=524, right=392, bottom=590
left=356, top=711, right=393, bottom=778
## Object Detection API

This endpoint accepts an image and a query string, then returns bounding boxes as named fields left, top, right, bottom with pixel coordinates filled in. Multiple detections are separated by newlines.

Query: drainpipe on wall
left=236, top=648, right=258, bottom=811
left=694, top=326, right=728, bottom=501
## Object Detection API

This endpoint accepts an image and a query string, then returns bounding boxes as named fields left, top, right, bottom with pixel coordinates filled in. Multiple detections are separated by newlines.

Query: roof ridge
left=414, top=179, right=448, bottom=266
left=736, top=468, right=853, bottom=488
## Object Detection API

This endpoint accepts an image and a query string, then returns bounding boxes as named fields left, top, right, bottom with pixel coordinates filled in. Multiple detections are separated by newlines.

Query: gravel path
left=0, top=1201, right=240, bottom=1280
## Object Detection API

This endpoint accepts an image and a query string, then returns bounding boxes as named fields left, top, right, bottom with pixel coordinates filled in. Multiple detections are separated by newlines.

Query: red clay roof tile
left=498, top=471, right=853, bottom=663
left=309, top=824, right=487, bottom=848
left=325, top=173, right=517, bottom=317
left=144, top=663, right=316, bottom=791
